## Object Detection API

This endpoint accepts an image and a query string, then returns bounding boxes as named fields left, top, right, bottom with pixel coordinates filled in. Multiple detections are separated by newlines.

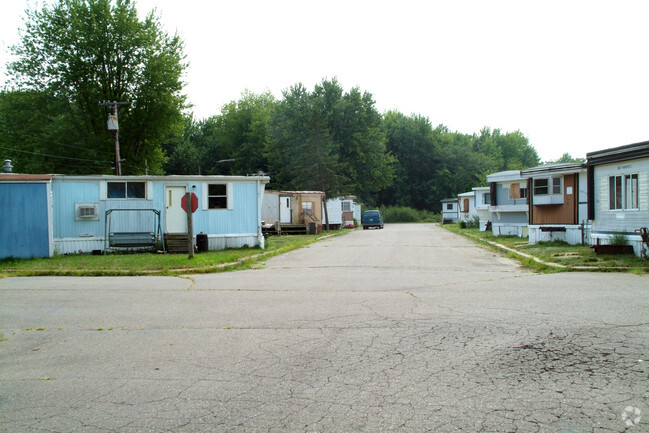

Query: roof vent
left=3, top=160, right=13, bottom=173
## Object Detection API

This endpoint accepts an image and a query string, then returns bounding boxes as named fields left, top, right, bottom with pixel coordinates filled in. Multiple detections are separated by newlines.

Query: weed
left=610, top=232, right=628, bottom=246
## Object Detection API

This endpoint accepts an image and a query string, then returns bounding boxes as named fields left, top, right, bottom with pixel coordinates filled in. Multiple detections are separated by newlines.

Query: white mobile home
left=441, top=198, right=459, bottom=224
left=587, top=141, right=649, bottom=257
left=323, top=196, right=357, bottom=229
left=458, top=191, right=477, bottom=225
left=472, top=186, right=491, bottom=231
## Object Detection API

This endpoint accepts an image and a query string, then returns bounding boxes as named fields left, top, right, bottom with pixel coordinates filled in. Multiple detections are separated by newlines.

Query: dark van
left=361, top=210, right=384, bottom=230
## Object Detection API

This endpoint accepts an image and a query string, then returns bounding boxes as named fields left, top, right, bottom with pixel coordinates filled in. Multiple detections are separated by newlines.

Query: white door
left=165, top=186, right=187, bottom=233
left=279, top=196, right=292, bottom=223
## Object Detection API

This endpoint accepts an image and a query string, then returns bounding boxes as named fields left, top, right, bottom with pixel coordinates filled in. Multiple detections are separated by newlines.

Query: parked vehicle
left=361, top=210, right=384, bottom=230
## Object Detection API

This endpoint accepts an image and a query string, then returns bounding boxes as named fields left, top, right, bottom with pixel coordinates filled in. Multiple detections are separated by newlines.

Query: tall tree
left=381, top=111, right=441, bottom=209
left=267, top=78, right=393, bottom=206
left=5, top=0, right=186, bottom=174
left=267, top=82, right=344, bottom=194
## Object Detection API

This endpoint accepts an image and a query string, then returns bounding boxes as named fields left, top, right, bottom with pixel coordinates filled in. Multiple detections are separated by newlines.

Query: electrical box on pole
left=107, top=113, right=119, bottom=130
left=99, top=100, right=131, bottom=175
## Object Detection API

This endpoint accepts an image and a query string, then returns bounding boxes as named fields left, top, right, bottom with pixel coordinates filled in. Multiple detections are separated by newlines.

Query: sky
left=1, top=0, right=648, bottom=162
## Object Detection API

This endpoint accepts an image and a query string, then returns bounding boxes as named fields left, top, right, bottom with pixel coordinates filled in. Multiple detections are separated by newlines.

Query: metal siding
left=193, top=182, right=259, bottom=235
left=495, top=183, right=527, bottom=206
left=49, top=178, right=262, bottom=252
left=494, top=212, right=528, bottom=224
left=262, top=192, right=280, bottom=223
left=0, top=183, right=50, bottom=258
left=324, top=198, right=343, bottom=224
left=592, top=159, right=649, bottom=233
left=53, top=181, right=103, bottom=238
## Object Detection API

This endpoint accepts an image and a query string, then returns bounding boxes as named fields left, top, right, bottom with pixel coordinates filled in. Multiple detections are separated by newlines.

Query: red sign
left=181, top=192, right=199, bottom=213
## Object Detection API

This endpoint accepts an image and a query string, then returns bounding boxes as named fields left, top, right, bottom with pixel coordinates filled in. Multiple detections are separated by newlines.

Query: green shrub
left=377, top=206, right=440, bottom=223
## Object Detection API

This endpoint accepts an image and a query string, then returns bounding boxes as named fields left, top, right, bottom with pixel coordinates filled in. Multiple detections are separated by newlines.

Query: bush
left=377, top=206, right=440, bottom=223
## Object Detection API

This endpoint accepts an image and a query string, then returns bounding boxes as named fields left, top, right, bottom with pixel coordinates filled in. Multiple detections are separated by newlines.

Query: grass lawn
left=0, top=231, right=347, bottom=277
left=442, top=224, right=649, bottom=274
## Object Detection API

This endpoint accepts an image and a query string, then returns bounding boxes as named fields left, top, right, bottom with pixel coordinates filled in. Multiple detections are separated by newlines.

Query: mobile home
left=522, top=163, right=590, bottom=245
left=0, top=174, right=269, bottom=258
left=587, top=141, right=649, bottom=257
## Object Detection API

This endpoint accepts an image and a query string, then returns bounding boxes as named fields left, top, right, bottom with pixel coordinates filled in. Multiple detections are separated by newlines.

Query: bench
left=109, top=232, right=156, bottom=248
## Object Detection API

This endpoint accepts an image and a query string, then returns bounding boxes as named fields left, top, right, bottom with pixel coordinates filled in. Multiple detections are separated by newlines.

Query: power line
left=0, top=144, right=141, bottom=172
left=0, top=144, right=110, bottom=163
left=0, top=127, right=116, bottom=156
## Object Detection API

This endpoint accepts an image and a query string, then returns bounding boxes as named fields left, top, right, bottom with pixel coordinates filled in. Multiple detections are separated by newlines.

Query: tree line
left=0, top=0, right=545, bottom=211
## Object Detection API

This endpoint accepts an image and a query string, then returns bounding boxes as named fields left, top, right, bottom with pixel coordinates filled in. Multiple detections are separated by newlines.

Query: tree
left=267, top=82, right=344, bottom=194
left=267, top=78, right=393, bottom=208
left=544, top=152, right=585, bottom=164
left=5, top=0, right=186, bottom=174
left=161, top=114, right=202, bottom=175
left=0, top=89, right=116, bottom=173
left=381, top=111, right=442, bottom=209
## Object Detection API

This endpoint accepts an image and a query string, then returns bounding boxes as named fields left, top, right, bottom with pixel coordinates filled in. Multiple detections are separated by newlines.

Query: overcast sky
left=2, top=0, right=648, bottom=162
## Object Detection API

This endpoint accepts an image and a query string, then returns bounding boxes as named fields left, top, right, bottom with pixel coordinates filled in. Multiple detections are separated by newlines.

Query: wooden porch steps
left=165, top=233, right=191, bottom=254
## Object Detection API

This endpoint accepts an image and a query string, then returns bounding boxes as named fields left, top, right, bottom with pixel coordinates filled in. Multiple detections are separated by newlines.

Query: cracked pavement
left=1, top=224, right=647, bottom=432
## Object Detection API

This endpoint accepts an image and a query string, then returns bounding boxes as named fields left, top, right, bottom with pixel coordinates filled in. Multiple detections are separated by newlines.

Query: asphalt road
left=1, top=224, right=647, bottom=433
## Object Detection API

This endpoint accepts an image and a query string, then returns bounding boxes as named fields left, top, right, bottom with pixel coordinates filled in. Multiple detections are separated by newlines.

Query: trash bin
left=196, top=233, right=209, bottom=252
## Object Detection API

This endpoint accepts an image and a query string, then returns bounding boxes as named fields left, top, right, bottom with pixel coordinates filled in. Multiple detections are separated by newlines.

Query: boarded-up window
left=509, top=183, right=521, bottom=199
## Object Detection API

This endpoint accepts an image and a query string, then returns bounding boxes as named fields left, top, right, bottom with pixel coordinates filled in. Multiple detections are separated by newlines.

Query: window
left=610, top=174, right=638, bottom=210
left=342, top=201, right=352, bottom=212
left=534, top=178, right=548, bottom=195
left=208, top=184, right=228, bottom=209
left=446, top=203, right=454, bottom=210
left=483, top=193, right=491, bottom=205
left=626, top=174, right=638, bottom=209
left=107, top=181, right=146, bottom=199
left=509, top=183, right=527, bottom=199
left=302, top=201, right=313, bottom=212
left=533, top=177, right=561, bottom=196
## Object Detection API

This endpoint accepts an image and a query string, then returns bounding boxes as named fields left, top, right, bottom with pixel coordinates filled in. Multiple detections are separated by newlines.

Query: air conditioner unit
left=79, top=206, right=97, bottom=218
left=75, top=203, right=99, bottom=221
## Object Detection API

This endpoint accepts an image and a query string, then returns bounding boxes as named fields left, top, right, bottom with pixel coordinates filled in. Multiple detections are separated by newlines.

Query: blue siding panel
left=193, top=183, right=259, bottom=234
left=0, top=183, right=50, bottom=258
left=51, top=179, right=261, bottom=238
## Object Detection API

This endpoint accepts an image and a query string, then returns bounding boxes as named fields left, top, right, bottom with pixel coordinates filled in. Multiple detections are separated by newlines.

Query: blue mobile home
left=486, top=170, right=529, bottom=237
left=0, top=174, right=269, bottom=258
left=0, top=174, right=54, bottom=259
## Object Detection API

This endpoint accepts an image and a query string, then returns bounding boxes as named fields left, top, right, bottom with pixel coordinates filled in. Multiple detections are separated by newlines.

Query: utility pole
left=99, top=100, right=131, bottom=175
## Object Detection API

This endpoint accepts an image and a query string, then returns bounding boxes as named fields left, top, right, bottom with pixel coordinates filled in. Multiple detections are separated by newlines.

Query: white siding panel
left=227, top=183, right=234, bottom=210
left=640, top=172, right=648, bottom=211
